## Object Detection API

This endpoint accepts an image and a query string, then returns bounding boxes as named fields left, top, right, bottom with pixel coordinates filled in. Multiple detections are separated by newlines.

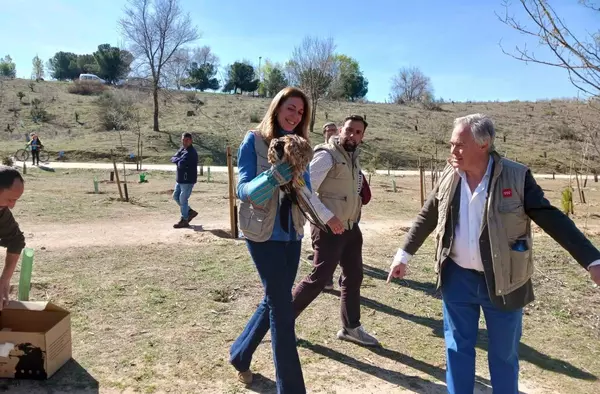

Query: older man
left=387, top=114, right=600, bottom=394
left=0, top=166, right=26, bottom=309
left=323, top=121, right=339, bottom=143
left=308, top=122, right=342, bottom=287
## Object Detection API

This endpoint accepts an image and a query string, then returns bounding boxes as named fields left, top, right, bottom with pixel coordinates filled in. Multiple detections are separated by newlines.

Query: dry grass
left=67, top=80, right=107, bottom=96
left=0, top=168, right=597, bottom=393
left=1, top=79, right=598, bottom=173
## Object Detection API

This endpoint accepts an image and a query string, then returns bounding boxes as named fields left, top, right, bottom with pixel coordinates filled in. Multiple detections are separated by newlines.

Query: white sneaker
left=337, top=325, right=380, bottom=347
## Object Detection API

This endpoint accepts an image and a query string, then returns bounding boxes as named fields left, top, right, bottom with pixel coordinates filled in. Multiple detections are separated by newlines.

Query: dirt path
left=14, top=160, right=585, bottom=179
left=20, top=216, right=412, bottom=250
left=20, top=216, right=230, bottom=250
left=22, top=213, right=588, bottom=253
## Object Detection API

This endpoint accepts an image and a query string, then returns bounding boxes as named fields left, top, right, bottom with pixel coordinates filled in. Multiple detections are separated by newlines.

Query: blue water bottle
left=512, top=239, right=528, bottom=252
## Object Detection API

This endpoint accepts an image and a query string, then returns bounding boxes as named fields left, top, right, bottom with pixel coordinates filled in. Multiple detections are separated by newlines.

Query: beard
left=342, top=141, right=357, bottom=152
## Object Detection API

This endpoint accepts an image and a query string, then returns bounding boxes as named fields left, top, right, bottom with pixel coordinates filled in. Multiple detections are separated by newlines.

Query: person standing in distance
left=27, top=133, right=43, bottom=166
left=170, top=132, right=199, bottom=229
left=323, top=122, right=339, bottom=143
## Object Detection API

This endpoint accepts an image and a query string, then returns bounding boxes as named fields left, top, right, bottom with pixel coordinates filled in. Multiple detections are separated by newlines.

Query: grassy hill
left=0, top=78, right=597, bottom=173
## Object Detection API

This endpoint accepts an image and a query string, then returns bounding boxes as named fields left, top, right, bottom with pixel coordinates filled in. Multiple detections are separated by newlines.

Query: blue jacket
left=237, top=131, right=312, bottom=242
left=171, top=145, right=198, bottom=184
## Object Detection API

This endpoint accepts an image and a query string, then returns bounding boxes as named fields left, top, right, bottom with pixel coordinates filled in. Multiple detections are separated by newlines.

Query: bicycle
left=15, top=145, right=50, bottom=163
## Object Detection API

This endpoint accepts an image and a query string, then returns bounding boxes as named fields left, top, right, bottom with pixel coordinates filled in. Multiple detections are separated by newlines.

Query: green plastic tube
left=94, top=177, right=99, bottom=193
left=18, top=248, right=34, bottom=301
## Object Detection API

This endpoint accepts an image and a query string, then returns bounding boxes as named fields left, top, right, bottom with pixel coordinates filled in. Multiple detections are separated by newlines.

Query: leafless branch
left=163, top=48, right=191, bottom=89
left=390, top=66, right=433, bottom=104
left=118, top=0, right=199, bottom=131
left=288, top=36, right=337, bottom=133
left=497, top=0, right=600, bottom=97
left=191, top=45, right=220, bottom=68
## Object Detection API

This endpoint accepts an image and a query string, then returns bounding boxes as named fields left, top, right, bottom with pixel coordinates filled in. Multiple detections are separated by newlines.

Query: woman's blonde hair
left=257, top=87, right=311, bottom=143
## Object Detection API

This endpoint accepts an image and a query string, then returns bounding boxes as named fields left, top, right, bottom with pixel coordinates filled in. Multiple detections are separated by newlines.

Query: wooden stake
left=111, top=150, right=124, bottom=201
left=121, top=159, right=129, bottom=202
left=575, top=172, right=584, bottom=203
left=419, top=166, right=425, bottom=207
left=140, top=140, right=143, bottom=171
left=227, top=146, right=238, bottom=239
left=430, top=160, right=435, bottom=190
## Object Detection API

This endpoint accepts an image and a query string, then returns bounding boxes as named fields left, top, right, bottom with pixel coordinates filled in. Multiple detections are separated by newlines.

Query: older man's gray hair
left=453, top=113, right=496, bottom=152
left=322, top=122, right=337, bottom=131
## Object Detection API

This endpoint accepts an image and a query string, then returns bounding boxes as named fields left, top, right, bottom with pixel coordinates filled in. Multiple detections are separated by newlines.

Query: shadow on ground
left=325, top=283, right=596, bottom=382
left=0, top=359, right=98, bottom=394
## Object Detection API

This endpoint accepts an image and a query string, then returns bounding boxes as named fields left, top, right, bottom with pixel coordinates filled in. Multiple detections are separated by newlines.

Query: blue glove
left=270, top=163, right=293, bottom=186
left=244, top=163, right=292, bottom=207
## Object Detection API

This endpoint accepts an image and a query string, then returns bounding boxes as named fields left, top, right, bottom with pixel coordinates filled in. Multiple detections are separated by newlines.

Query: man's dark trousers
left=292, top=223, right=363, bottom=328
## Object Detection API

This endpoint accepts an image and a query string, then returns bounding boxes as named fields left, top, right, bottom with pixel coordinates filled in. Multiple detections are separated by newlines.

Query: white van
left=79, top=74, right=105, bottom=83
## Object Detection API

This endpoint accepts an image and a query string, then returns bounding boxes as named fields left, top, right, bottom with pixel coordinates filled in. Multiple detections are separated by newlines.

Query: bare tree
left=118, top=0, right=199, bottom=131
left=390, top=66, right=433, bottom=104
left=192, top=45, right=219, bottom=67
left=288, top=36, right=337, bottom=133
left=498, top=0, right=600, bottom=170
left=497, top=0, right=600, bottom=97
left=164, top=48, right=191, bottom=89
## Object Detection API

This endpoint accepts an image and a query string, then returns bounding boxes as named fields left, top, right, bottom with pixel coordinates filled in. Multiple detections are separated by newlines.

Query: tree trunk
left=310, top=96, right=317, bottom=134
left=153, top=85, right=160, bottom=131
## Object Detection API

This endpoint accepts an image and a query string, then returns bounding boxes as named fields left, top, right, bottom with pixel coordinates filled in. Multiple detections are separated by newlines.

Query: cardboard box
left=0, top=301, right=72, bottom=379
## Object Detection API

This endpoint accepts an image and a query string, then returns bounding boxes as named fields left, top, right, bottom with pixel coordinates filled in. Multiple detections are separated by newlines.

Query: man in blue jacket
left=171, top=132, right=199, bottom=228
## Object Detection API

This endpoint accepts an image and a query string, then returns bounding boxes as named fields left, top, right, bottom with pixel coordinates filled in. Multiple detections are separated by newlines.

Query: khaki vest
left=313, top=139, right=362, bottom=230
left=435, top=152, right=533, bottom=296
left=237, top=131, right=306, bottom=242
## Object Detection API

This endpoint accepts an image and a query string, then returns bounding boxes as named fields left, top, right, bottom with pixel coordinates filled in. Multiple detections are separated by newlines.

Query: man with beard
left=292, top=115, right=380, bottom=346
left=308, top=121, right=373, bottom=291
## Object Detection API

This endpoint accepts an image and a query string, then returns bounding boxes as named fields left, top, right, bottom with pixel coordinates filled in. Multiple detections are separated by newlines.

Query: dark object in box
left=0, top=301, right=72, bottom=379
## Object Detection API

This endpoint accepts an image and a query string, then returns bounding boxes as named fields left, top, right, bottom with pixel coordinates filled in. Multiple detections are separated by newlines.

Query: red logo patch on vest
left=502, top=188, right=513, bottom=197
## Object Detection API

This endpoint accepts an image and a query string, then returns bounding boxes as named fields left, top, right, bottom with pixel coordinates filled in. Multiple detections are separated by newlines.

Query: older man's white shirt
left=392, top=158, right=493, bottom=270
left=448, top=157, right=494, bottom=272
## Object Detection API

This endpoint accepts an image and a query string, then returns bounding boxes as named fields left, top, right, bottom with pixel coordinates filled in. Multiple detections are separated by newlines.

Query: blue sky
left=0, top=0, right=596, bottom=102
